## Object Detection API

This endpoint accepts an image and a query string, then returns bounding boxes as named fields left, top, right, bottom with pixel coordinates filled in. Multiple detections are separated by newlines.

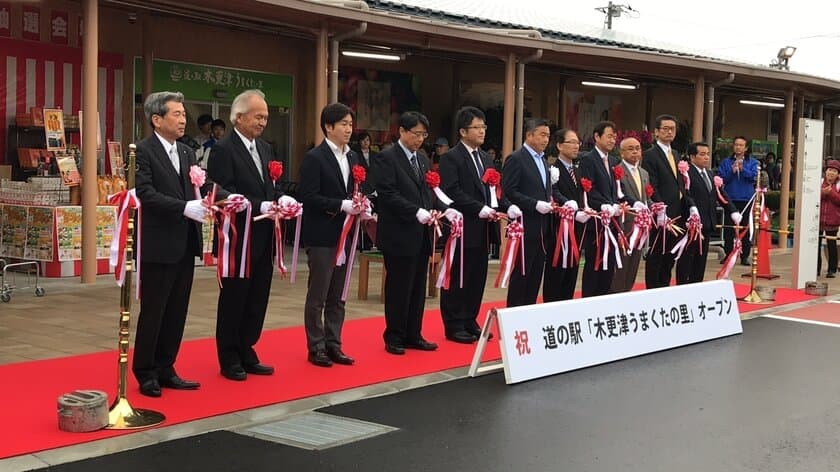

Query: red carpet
left=767, top=303, right=840, bottom=324
left=0, top=283, right=815, bottom=459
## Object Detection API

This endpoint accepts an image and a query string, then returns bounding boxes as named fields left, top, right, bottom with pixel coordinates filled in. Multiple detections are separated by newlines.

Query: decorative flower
left=645, top=183, right=654, bottom=198
left=482, top=168, right=501, bottom=187
left=549, top=167, right=560, bottom=185
left=580, top=177, right=593, bottom=193
left=425, top=170, right=441, bottom=189
left=352, top=164, right=366, bottom=184
left=677, top=161, right=689, bottom=174
left=713, top=175, right=724, bottom=188
left=189, top=165, right=206, bottom=187
left=268, top=161, right=283, bottom=183
left=612, top=165, right=624, bottom=181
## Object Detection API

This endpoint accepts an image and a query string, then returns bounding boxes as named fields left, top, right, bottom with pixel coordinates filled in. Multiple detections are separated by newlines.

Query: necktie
left=169, top=146, right=180, bottom=175
left=666, top=149, right=677, bottom=177
left=603, top=156, right=610, bottom=174
left=632, top=166, right=642, bottom=196
left=410, top=153, right=420, bottom=179
left=249, top=144, right=264, bottom=181
left=702, top=168, right=712, bottom=191
left=567, top=165, right=577, bottom=186
left=471, top=150, right=484, bottom=178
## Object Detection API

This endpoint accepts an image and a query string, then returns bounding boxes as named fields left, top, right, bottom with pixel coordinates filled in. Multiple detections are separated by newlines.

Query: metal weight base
left=107, top=397, right=165, bottom=429
left=739, top=289, right=774, bottom=305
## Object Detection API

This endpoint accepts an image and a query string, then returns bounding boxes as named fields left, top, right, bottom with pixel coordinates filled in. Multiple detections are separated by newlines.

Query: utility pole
left=595, top=2, right=635, bottom=30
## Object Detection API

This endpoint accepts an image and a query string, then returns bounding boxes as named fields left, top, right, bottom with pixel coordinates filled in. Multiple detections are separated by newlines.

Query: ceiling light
left=581, top=81, right=637, bottom=90
left=342, top=50, right=402, bottom=61
left=739, top=100, right=785, bottom=108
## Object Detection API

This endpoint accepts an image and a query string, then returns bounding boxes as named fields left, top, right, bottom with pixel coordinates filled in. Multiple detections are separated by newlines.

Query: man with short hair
left=196, top=114, right=213, bottom=147
left=718, top=136, right=757, bottom=266
left=208, top=89, right=298, bottom=381
left=642, top=114, right=697, bottom=288
left=677, top=142, right=740, bottom=284
left=134, top=91, right=233, bottom=397
left=298, top=103, right=367, bottom=367
left=371, top=111, right=462, bottom=355
left=438, top=106, right=518, bottom=343
left=609, top=137, right=650, bottom=293
left=501, top=118, right=569, bottom=307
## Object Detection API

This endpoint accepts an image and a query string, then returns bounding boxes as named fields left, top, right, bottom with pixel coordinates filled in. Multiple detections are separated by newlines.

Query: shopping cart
left=0, top=259, right=45, bottom=303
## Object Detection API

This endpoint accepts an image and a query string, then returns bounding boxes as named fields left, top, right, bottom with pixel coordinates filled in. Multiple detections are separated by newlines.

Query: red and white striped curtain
left=0, top=38, right=123, bottom=165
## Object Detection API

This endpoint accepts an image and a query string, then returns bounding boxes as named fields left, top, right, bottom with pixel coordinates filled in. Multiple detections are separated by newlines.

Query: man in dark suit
left=371, top=111, right=461, bottom=355
left=676, top=142, right=740, bottom=284
left=609, top=137, right=651, bottom=293
left=134, top=91, right=234, bottom=397
left=298, top=103, right=367, bottom=367
left=208, top=89, right=298, bottom=381
left=641, top=114, right=697, bottom=289
left=438, top=106, right=518, bottom=343
left=354, top=131, right=377, bottom=250
left=543, top=128, right=588, bottom=302
left=578, top=121, right=643, bottom=298
left=501, top=118, right=574, bottom=307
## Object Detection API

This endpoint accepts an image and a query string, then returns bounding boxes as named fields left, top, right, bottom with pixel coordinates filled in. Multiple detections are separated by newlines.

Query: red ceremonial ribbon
left=494, top=219, right=525, bottom=288
left=626, top=206, right=653, bottom=254
left=580, top=178, right=593, bottom=209
left=552, top=205, right=580, bottom=269
left=108, top=189, right=142, bottom=299
left=613, top=164, right=624, bottom=199
left=436, top=217, right=464, bottom=290
left=670, top=213, right=703, bottom=260
left=206, top=185, right=253, bottom=287
left=425, top=170, right=454, bottom=205
left=717, top=228, right=747, bottom=279
left=335, top=164, right=370, bottom=301
left=713, top=175, right=728, bottom=204
left=482, top=168, right=501, bottom=208
left=253, top=200, right=303, bottom=279
left=593, top=209, right=622, bottom=271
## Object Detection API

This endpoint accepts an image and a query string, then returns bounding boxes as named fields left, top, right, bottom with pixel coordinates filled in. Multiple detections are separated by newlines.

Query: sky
left=392, top=0, right=840, bottom=81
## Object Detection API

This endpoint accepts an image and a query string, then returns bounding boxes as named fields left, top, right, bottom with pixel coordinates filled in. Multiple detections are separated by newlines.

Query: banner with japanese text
left=494, top=280, right=743, bottom=384
left=55, top=206, right=81, bottom=261
left=24, top=206, right=55, bottom=261
left=0, top=204, right=27, bottom=258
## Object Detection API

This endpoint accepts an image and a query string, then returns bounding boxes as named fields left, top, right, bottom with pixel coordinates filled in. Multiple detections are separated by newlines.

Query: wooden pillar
left=313, top=23, right=328, bottom=145
left=779, top=88, right=795, bottom=232
left=502, top=53, right=515, bottom=160
left=81, top=0, right=98, bottom=283
left=644, top=85, right=653, bottom=130
left=692, top=76, right=705, bottom=142
left=830, top=111, right=836, bottom=157
left=558, top=78, right=567, bottom=128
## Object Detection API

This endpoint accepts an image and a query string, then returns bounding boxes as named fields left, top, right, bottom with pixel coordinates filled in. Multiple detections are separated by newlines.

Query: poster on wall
left=44, top=109, right=67, bottom=151
left=107, top=141, right=124, bottom=177
left=565, top=92, right=624, bottom=146
left=55, top=206, right=82, bottom=261
left=24, top=206, right=55, bottom=261
left=57, top=153, right=81, bottom=187
left=0, top=204, right=28, bottom=258
left=0, top=2, right=11, bottom=38
left=95, top=206, right=116, bottom=259
left=339, top=67, right=421, bottom=146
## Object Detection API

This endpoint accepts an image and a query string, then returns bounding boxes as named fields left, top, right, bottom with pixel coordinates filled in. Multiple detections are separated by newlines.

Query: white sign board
left=792, top=118, right=824, bottom=288
left=471, top=280, right=742, bottom=384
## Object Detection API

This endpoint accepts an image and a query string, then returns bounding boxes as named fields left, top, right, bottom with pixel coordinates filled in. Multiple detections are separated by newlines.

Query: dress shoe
left=466, top=327, right=493, bottom=340
left=160, top=375, right=200, bottom=390
left=445, top=330, right=477, bottom=344
left=243, top=363, right=274, bottom=375
left=385, top=343, right=405, bottom=355
left=828, top=272, right=836, bottom=279
left=405, top=338, right=438, bottom=351
left=740, top=260, right=750, bottom=266
left=327, top=348, right=355, bottom=365
left=308, top=350, right=333, bottom=367
left=221, top=365, right=247, bottom=381
left=139, top=379, right=161, bottom=397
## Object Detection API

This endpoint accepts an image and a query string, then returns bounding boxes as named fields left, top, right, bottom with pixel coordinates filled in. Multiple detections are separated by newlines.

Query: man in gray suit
left=610, top=137, right=651, bottom=293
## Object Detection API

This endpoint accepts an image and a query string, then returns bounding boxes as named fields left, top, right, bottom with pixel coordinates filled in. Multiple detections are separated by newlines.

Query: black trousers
left=645, top=227, right=679, bottom=289
left=676, top=233, right=711, bottom=285
left=543, top=232, right=580, bottom=302
left=724, top=200, right=751, bottom=260
left=506, top=238, right=545, bottom=307
left=215, top=242, right=273, bottom=369
left=818, top=229, right=839, bottom=275
left=382, top=252, right=429, bottom=346
left=440, top=244, right=489, bottom=333
left=133, top=252, right=196, bottom=384
left=581, top=222, right=614, bottom=298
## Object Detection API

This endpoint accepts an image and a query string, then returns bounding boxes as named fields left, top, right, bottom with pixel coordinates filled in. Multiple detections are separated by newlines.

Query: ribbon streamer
left=494, top=219, right=524, bottom=288
left=670, top=213, right=703, bottom=260
left=593, top=210, right=623, bottom=271
left=108, top=189, right=142, bottom=299
left=254, top=200, right=303, bottom=280
left=626, top=206, right=652, bottom=255
left=716, top=229, right=747, bottom=280
left=551, top=205, right=580, bottom=269
left=436, top=218, right=464, bottom=290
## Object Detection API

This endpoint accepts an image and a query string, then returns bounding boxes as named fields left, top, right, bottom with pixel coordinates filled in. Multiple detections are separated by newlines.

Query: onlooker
left=764, top=152, right=780, bottom=190
left=718, top=136, right=757, bottom=266
left=196, top=114, right=213, bottom=147
left=819, top=159, right=840, bottom=278
left=431, top=137, right=449, bottom=170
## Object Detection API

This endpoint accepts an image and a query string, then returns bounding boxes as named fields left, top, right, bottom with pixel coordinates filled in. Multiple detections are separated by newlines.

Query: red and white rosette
left=436, top=216, right=464, bottom=290
left=425, top=170, right=453, bottom=205
left=551, top=205, right=580, bottom=269
left=716, top=229, right=747, bottom=279
left=626, top=206, right=652, bottom=255
left=189, top=165, right=205, bottom=200
left=579, top=178, right=593, bottom=209
left=713, top=175, right=728, bottom=204
left=108, top=189, right=141, bottom=299
left=206, top=185, right=252, bottom=287
left=335, top=165, right=370, bottom=301
left=677, top=161, right=691, bottom=190
left=494, top=218, right=525, bottom=288
left=594, top=208, right=622, bottom=271
left=481, top=168, right=501, bottom=208
left=254, top=200, right=303, bottom=280
left=670, top=213, right=703, bottom=260
left=612, top=164, right=625, bottom=199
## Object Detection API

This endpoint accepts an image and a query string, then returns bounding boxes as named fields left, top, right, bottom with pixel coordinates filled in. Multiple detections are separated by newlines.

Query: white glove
left=478, top=206, right=496, bottom=219
left=443, top=208, right=463, bottom=223
left=731, top=212, right=743, bottom=226
left=574, top=211, right=591, bottom=223
left=278, top=195, right=298, bottom=206
left=600, top=204, right=615, bottom=217
left=416, top=208, right=432, bottom=224
left=360, top=208, right=376, bottom=221
left=535, top=200, right=553, bottom=214
left=633, top=201, right=647, bottom=211
left=507, top=204, right=522, bottom=219
left=656, top=211, right=668, bottom=227
left=225, top=193, right=248, bottom=213
left=612, top=204, right=620, bottom=216
left=260, top=201, right=274, bottom=215
left=183, top=199, right=210, bottom=222
left=563, top=200, right=579, bottom=211
left=689, top=206, right=699, bottom=217
left=341, top=199, right=363, bottom=215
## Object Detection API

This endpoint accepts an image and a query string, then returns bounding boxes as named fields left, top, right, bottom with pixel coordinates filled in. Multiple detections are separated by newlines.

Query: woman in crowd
left=819, top=159, right=840, bottom=278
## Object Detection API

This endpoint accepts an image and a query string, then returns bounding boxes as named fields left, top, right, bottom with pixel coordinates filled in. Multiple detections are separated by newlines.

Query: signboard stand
left=792, top=118, right=824, bottom=288
left=468, top=309, right=503, bottom=378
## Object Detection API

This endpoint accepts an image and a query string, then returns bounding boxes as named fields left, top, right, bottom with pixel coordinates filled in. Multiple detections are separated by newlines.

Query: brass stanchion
left=107, top=144, right=165, bottom=429
left=739, top=165, right=772, bottom=304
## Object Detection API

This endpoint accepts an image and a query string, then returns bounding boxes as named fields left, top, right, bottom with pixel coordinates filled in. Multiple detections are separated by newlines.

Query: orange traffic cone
left=751, top=207, right=779, bottom=279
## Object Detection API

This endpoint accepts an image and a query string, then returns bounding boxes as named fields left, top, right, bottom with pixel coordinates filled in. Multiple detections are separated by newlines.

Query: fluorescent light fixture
left=342, top=50, right=402, bottom=61
left=581, top=81, right=637, bottom=90
left=739, top=99, right=785, bottom=108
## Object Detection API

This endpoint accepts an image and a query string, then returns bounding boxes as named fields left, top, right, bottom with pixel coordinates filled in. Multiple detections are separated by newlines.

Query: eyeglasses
left=467, top=125, right=488, bottom=130
left=562, top=140, right=581, bottom=145
left=407, top=130, right=429, bottom=138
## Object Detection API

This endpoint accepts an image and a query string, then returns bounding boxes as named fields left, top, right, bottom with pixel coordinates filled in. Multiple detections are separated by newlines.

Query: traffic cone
left=755, top=207, right=779, bottom=279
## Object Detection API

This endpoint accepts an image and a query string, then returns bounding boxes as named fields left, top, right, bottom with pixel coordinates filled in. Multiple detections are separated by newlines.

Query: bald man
left=610, top=138, right=651, bottom=293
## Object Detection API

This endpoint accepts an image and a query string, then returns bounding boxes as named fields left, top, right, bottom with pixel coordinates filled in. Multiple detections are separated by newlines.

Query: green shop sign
left=134, top=58, right=293, bottom=108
